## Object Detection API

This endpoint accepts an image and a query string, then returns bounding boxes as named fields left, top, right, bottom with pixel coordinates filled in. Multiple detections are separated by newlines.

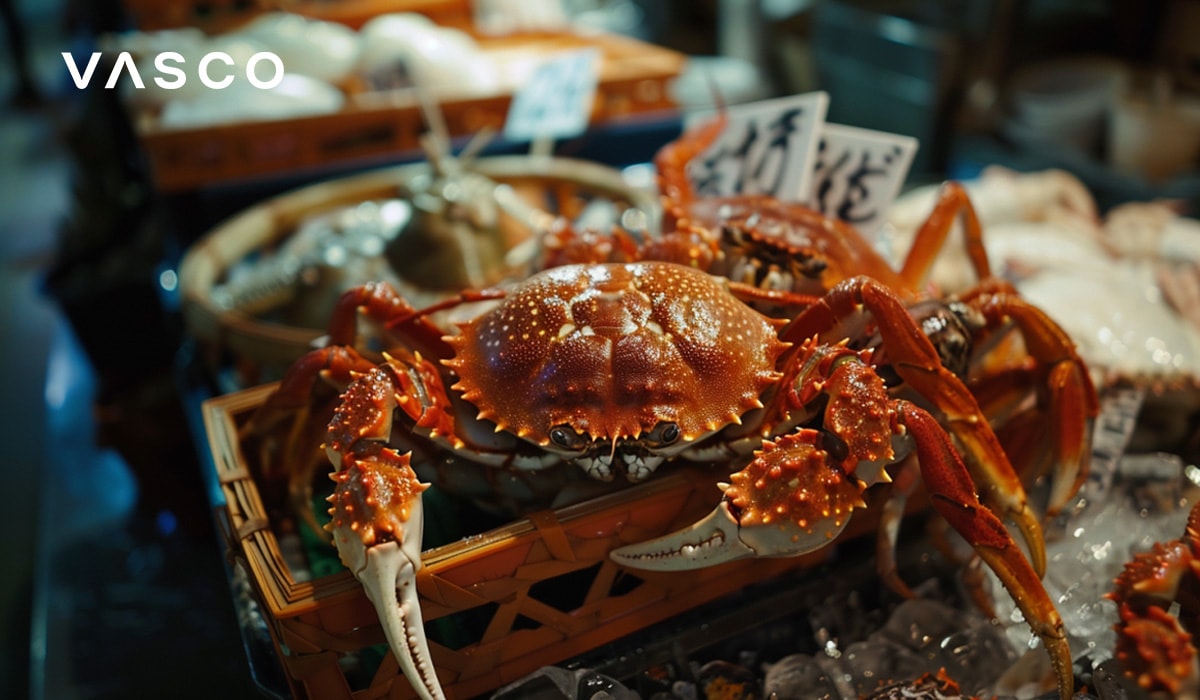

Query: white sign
left=808, top=123, right=918, bottom=237
left=504, top=49, right=600, bottom=143
left=685, top=91, right=829, bottom=201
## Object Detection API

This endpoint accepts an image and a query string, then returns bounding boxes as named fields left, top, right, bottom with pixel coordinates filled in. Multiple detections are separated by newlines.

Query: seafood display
left=240, top=115, right=1100, bottom=700
left=109, top=12, right=523, bottom=128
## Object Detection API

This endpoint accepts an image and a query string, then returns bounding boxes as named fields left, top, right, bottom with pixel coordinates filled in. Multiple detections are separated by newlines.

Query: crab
left=1107, top=498, right=1200, bottom=696
left=543, top=116, right=1101, bottom=533
left=544, top=112, right=1000, bottom=305
left=244, top=252, right=1094, bottom=700
left=241, top=114, right=1102, bottom=699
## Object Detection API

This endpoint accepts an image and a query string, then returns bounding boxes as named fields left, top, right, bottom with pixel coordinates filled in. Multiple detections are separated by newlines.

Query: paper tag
left=808, top=123, right=918, bottom=238
left=1083, top=386, right=1145, bottom=502
left=504, top=49, right=600, bottom=143
left=685, top=91, right=829, bottom=201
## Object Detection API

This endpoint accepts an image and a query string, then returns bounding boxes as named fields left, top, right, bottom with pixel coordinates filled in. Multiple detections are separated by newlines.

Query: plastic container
left=1108, top=92, right=1200, bottom=182
left=1006, top=56, right=1129, bottom=154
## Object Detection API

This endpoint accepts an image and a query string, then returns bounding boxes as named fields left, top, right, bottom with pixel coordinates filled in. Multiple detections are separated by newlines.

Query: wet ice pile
left=757, top=448, right=1196, bottom=700
left=761, top=597, right=1017, bottom=698
left=986, top=451, right=1196, bottom=691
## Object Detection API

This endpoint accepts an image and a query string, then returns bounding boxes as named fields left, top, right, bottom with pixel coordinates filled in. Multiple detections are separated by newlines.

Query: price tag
left=808, top=123, right=918, bottom=238
left=685, top=91, right=829, bottom=201
left=504, top=49, right=600, bottom=143
left=1083, top=386, right=1145, bottom=502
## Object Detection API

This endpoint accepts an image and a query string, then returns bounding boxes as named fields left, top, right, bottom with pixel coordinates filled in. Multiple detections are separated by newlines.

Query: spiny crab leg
left=325, top=363, right=447, bottom=700
left=783, top=276, right=1049, bottom=577
left=612, top=344, right=1072, bottom=699
left=962, top=282, right=1098, bottom=515
left=326, top=454, right=441, bottom=700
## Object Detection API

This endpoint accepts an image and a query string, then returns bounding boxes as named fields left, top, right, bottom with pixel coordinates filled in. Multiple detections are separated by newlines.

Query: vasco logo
left=62, top=51, right=285, bottom=90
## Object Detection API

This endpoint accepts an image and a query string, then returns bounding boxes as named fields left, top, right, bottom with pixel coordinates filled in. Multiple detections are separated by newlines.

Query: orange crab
left=1107, top=498, right=1200, bottom=695
left=248, top=263, right=1085, bottom=700
left=243, top=117, right=1099, bottom=700
left=544, top=113, right=1097, bottom=525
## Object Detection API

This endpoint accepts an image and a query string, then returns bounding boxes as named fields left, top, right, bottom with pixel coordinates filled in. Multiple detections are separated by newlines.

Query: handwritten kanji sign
left=808, top=123, right=917, bottom=238
left=685, top=91, right=829, bottom=201
left=504, top=49, right=600, bottom=143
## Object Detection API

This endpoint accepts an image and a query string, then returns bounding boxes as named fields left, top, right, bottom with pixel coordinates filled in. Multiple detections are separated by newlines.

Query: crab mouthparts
left=576, top=452, right=665, bottom=483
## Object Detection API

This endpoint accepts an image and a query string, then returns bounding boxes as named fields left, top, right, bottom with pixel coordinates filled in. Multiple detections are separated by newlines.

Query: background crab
left=1107, top=497, right=1200, bottom=696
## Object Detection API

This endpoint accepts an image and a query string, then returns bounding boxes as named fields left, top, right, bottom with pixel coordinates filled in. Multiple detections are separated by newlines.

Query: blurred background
left=2, top=1, right=1199, bottom=699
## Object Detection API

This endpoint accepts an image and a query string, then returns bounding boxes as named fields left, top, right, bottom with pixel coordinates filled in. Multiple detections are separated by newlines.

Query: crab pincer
left=612, top=341, right=1073, bottom=700
left=325, top=367, right=443, bottom=700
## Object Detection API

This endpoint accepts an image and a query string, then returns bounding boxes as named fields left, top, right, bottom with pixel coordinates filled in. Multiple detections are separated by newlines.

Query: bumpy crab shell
left=443, top=262, right=790, bottom=448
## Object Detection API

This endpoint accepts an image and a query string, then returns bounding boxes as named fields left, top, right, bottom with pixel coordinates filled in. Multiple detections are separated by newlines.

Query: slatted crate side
left=141, top=106, right=429, bottom=192
left=203, top=384, right=885, bottom=700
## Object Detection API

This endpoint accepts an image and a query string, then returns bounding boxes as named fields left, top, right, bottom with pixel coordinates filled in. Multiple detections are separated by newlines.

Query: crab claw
left=326, top=449, right=444, bottom=700
left=611, top=431, right=867, bottom=569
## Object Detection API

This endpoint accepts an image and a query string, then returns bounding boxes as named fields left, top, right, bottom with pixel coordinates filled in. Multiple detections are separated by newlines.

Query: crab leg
left=875, top=452, right=921, bottom=599
left=610, top=428, right=870, bottom=569
left=240, top=345, right=380, bottom=536
left=653, top=110, right=726, bottom=220
left=612, top=397, right=1072, bottom=700
left=325, top=363, right=449, bottom=700
left=326, top=450, right=440, bottom=700
left=963, top=284, right=1098, bottom=515
left=897, top=181, right=993, bottom=290
left=782, top=276, right=1048, bottom=576
left=327, top=281, right=456, bottom=359
left=895, top=401, right=1071, bottom=699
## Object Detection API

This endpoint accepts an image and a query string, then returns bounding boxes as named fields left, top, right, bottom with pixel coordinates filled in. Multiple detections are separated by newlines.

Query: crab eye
left=647, top=421, right=681, bottom=447
left=549, top=425, right=586, bottom=450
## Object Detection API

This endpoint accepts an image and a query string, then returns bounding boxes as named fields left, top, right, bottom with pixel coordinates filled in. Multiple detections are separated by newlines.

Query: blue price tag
left=504, top=49, right=600, bottom=143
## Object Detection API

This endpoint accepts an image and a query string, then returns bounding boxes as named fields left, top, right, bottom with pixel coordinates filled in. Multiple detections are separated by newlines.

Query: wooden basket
left=203, top=383, right=890, bottom=699
left=133, top=29, right=684, bottom=191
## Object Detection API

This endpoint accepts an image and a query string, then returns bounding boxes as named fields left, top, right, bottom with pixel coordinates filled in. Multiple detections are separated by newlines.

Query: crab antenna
left=414, top=83, right=451, bottom=173
left=384, top=288, right=510, bottom=330
left=457, top=126, right=497, bottom=168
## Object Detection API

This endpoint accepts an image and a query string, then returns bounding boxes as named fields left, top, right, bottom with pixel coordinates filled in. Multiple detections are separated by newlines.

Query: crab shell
left=443, top=262, right=790, bottom=451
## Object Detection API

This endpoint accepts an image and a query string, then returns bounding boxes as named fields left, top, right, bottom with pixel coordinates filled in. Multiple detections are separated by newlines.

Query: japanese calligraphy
left=808, top=123, right=917, bottom=238
left=686, top=91, right=828, bottom=201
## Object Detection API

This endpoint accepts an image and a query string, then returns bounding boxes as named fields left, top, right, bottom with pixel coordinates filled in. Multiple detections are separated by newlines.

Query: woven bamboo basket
left=203, top=383, right=893, bottom=699
left=178, top=153, right=659, bottom=377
